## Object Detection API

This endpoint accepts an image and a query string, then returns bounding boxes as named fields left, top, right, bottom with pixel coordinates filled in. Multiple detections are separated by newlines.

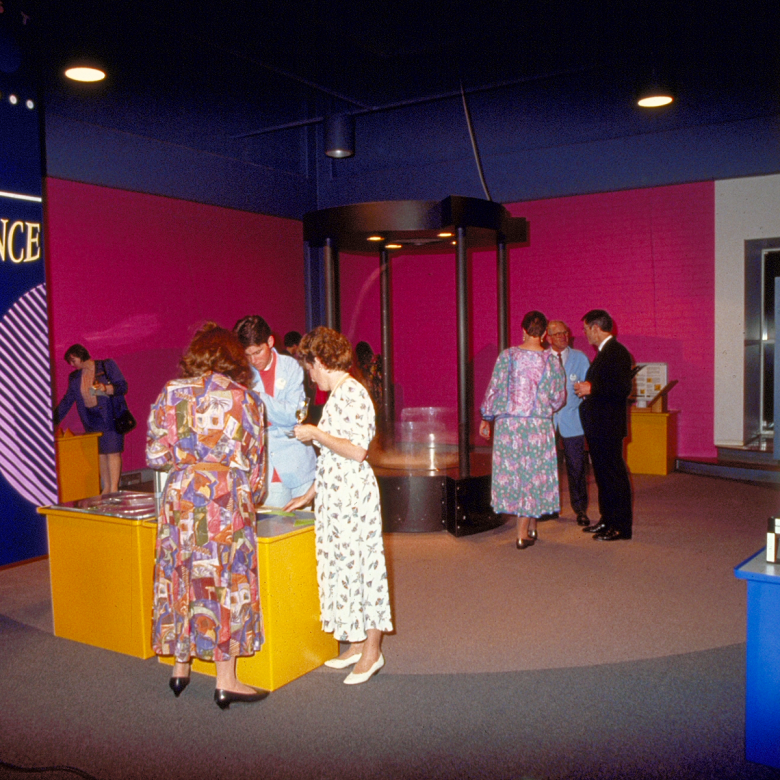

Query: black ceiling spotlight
left=324, top=114, right=355, bottom=158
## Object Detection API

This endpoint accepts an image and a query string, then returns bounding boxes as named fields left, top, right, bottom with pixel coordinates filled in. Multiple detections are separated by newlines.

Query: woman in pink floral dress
left=479, top=311, right=566, bottom=549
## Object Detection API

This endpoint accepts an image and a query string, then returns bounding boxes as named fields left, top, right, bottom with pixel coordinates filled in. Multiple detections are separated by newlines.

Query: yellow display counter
left=161, top=511, right=337, bottom=691
left=625, top=409, right=679, bottom=475
left=55, top=431, right=101, bottom=501
left=39, top=495, right=336, bottom=690
left=38, top=492, right=157, bottom=658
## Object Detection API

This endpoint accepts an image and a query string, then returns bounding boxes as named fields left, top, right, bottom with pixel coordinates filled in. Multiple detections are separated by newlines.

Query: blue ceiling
left=36, top=0, right=778, bottom=142
left=17, top=0, right=780, bottom=215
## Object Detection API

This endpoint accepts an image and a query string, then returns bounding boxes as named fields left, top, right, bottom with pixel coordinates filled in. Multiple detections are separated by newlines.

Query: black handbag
left=99, top=360, right=137, bottom=434
left=113, top=407, right=137, bottom=435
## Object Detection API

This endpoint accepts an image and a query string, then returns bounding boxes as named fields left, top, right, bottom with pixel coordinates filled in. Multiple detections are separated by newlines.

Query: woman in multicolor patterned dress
left=146, top=323, right=267, bottom=709
left=285, top=327, right=392, bottom=686
left=479, top=311, right=566, bottom=550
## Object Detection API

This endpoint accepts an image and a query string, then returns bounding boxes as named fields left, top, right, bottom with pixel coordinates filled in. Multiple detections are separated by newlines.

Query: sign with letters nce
left=0, top=2, right=58, bottom=565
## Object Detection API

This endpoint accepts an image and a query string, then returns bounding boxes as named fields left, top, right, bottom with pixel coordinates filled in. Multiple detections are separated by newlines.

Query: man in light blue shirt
left=548, top=320, right=591, bottom=526
left=234, top=315, right=316, bottom=508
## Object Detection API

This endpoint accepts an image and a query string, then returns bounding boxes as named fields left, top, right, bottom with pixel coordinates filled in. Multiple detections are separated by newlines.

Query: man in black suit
left=574, top=310, right=633, bottom=541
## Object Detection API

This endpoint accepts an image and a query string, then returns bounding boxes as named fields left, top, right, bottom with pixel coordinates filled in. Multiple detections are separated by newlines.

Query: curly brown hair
left=299, top=326, right=353, bottom=371
left=179, top=322, right=251, bottom=387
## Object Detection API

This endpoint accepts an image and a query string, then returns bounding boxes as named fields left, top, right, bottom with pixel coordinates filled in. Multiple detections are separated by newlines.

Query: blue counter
left=734, top=549, right=780, bottom=769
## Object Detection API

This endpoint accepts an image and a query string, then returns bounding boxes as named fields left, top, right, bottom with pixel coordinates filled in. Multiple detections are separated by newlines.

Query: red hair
left=179, top=322, right=251, bottom=387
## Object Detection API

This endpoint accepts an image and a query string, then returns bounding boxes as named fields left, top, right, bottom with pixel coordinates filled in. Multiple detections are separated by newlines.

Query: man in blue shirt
left=234, top=315, right=316, bottom=508
left=547, top=320, right=591, bottom=526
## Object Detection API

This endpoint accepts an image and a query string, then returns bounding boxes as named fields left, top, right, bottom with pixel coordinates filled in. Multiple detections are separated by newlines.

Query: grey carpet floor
left=0, top=614, right=777, bottom=780
left=1, top=473, right=780, bottom=779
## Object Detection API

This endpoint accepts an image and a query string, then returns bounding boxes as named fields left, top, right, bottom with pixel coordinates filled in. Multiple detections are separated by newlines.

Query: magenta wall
left=45, top=179, right=307, bottom=473
left=340, top=182, right=716, bottom=458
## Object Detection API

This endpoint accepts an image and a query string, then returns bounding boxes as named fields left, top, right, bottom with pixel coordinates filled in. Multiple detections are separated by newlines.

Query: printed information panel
left=0, top=4, right=58, bottom=564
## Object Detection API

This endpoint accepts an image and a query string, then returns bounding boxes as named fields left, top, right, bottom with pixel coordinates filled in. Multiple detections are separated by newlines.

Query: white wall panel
left=715, top=174, right=780, bottom=445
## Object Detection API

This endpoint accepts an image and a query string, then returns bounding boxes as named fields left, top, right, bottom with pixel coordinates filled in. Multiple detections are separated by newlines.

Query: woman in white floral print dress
left=285, top=326, right=392, bottom=685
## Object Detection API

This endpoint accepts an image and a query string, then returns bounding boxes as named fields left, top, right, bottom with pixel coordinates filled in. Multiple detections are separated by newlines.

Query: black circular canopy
left=303, top=196, right=527, bottom=253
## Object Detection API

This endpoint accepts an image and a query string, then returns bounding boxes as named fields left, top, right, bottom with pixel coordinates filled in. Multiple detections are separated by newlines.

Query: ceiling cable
left=459, top=81, right=492, bottom=202
left=231, top=65, right=598, bottom=140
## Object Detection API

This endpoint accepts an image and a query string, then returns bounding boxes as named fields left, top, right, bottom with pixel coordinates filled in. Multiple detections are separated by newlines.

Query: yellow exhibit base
left=40, top=496, right=335, bottom=689
left=625, top=409, right=679, bottom=475
left=160, top=514, right=337, bottom=691
left=39, top=496, right=157, bottom=659
left=55, top=431, right=101, bottom=502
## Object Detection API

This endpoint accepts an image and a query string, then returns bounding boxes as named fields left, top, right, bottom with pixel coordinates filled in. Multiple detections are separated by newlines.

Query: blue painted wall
left=0, top=2, right=57, bottom=566
left=44, top=64, right=780, bottom=218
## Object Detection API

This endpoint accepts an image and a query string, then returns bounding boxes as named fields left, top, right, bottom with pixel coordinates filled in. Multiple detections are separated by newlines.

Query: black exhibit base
left=374, top=452, right=502, bottom=537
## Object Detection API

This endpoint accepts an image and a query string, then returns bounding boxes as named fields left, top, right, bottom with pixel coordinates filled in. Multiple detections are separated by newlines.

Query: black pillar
left=323, top=237, right=339, bottom=331
left=379, top=248, right=395, bottom=433
left=497, top=239, right=509, bottom=353
left=456, top=226, right=471, bottom=477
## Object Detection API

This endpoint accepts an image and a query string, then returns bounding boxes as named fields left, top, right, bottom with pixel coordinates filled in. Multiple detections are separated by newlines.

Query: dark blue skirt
left=83, top=403, right=125, bottom=454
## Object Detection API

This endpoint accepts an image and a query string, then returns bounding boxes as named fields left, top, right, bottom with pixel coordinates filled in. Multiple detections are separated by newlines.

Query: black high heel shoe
left=214, top=687, right=269, bottom=710
left=516, top=537, right=536, bottom=549
left=169, top=677, right=190, bottom=697
left=528, top=529, right=538, bottom=541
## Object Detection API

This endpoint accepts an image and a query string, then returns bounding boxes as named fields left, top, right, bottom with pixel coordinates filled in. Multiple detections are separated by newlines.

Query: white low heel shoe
left=343, top=654, right=384, bottom=685
left=323, top=653, right=362, bottom=669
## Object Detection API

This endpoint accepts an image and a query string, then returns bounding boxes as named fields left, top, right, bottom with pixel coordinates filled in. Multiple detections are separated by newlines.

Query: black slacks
left=560, top=434, right=588, bottom=515
left=585, top=434, right=632, bottom=537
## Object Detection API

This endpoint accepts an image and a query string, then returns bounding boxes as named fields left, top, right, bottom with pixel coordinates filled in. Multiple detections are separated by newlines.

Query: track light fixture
left=325, top=114, right=355, bottom=158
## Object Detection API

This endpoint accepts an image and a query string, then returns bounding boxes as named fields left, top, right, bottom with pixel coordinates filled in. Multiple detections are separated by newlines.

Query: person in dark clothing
left=574, top=310, right=634, bottom=541
left=54, top=343, right=130, bottom=494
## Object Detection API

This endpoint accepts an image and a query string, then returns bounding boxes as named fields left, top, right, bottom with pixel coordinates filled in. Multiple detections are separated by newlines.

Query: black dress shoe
left=593, top=529, right=631, bottom=541
left=576, top=513, right=590, bottom=526
left=169, top=677, right=190, bottom=697
left=214, top=687, right=269, bottom=710
left=583, top=521, right=608, bottom=534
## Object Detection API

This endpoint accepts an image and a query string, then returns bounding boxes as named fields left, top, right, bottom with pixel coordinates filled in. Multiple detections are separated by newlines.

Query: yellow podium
left=39, top=492, right=157, bottom=659
left=625, top=409, right=679, bottom=475
left=55, top=431, right=101, bottom=501
left=165, top=511, right=337, bottom=691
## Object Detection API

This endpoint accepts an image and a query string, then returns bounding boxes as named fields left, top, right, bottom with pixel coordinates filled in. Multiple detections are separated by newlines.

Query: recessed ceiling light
left=65, top=67, right=106, bottom=83
left=438, top=232, right=453, bottom=238
left=637, top=94, right=673, bottom=108
left=367, top=236, right=384, bottom=242
left=385, top=244, right=402, bottom=249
